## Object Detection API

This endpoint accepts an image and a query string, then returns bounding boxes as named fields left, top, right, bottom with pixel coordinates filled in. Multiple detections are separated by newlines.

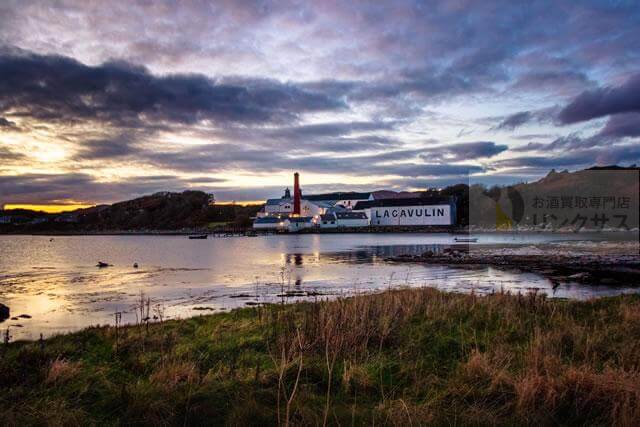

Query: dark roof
left=287, top=216, right=313, bottom=223
left=353, top=196, right=454, bottom=210
left=266, top=198, right=292, bottom=206
left=371, top=190, right=424, bottom=199
left=304, top=192, right=370, bottom=201
left=309, top=200, right=334, bottom=208
left=254, top=217, right=281, bottom=224
left=335, top=211, right=368, bottom=219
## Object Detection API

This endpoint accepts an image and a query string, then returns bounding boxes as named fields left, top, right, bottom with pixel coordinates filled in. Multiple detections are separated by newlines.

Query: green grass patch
left=2, top=288, right=640, bottom=425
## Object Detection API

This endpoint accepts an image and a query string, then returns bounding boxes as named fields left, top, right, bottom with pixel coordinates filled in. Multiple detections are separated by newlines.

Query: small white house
left=335, top=211, right=369, bottom=228
left=318, top=213, right=337, bottom=229
left=284, top=216, right=314, bottom=232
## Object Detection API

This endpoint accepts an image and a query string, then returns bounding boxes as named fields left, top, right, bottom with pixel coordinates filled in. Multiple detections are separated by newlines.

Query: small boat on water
left=188, top=234, right=208, bottom=240
left=454, top=237, right=478, bottom=243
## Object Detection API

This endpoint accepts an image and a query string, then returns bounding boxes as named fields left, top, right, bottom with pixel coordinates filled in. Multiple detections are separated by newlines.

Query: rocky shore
left=386, top=241, right=640, bottom=287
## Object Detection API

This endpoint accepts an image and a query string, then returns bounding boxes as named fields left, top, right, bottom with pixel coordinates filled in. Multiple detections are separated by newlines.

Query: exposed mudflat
left=386, top=241, right=640, bottom=286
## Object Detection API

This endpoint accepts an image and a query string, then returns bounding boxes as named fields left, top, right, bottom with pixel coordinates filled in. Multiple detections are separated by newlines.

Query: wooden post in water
left=114, top=311, right=122, bottom=354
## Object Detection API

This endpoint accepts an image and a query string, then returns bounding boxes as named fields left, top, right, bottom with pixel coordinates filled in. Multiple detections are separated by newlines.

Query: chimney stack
left=293, top=172, right=301, bottom=215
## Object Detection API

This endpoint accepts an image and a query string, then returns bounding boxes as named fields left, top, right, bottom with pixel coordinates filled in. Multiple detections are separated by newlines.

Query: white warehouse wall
left=369, top=205, right=452, bottom=226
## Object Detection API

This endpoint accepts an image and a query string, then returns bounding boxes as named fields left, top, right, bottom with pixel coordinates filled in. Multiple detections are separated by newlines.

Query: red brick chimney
left=293, top=172, right=301, bottom=215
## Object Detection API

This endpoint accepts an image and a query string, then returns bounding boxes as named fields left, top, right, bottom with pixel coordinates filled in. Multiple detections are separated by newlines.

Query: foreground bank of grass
left=2, top=288, right=640, bottom=426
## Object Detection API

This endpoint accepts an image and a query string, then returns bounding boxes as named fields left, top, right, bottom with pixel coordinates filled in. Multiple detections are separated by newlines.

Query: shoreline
left=0, top=228, right=637, bottom=236
left=385, top=242, right=640, bottom=287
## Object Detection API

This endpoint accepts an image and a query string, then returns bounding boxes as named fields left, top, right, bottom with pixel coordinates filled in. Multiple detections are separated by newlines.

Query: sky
left=1, top=0, right=639, bottom=207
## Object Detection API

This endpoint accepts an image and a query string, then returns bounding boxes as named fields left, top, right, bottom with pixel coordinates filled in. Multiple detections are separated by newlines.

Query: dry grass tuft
left=45, top=358, right=81, bottom=385
left=149, top=360, right=199, bottom=390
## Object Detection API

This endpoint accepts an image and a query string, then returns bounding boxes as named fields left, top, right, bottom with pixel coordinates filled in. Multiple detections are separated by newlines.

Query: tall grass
left=1, top=287, right=639, bottom=425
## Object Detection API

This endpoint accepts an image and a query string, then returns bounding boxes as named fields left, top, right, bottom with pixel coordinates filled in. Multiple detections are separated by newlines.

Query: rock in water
left=0, top=303, right=9, bottom=322
left=422, top=250, right=434, bottom=258
left=568, top=272, right=590, bottom=281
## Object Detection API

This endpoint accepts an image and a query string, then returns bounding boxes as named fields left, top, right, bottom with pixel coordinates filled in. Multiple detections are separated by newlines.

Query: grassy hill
left=0, top=191, right=262, bottom=232
left=469, top=165, right=639, bottom=229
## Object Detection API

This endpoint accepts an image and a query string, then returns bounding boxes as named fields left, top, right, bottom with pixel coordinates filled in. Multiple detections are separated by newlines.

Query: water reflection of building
left=284, top=253, right=304, bottom=266
left=320, top=244, right=449, bottom=265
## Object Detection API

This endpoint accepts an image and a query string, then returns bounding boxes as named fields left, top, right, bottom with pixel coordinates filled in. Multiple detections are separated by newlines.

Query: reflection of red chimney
left=293, top=172, right=301, bottom=215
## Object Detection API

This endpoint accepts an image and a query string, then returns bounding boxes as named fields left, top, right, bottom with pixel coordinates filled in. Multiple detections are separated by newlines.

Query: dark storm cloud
left=350, top=70, right=478, bottom=102
left=495, top=144, right=640, bottom=171
left=144, top=142, right=481, bottom=177
left=496, top=112, right=533, bottom=130
left=266, top=121, right=398, bottom=139
left=558, top=73, right=640, bottom=124
left=420, top=141, right=508, bottom=161
left=496, top=155, right=592, bottom=169
left=494, top=107, right=559, bottom=131
left=73, top=134, right=139, bottom=160
left=0, top=50, right=345, bottom=127
left=257, top=121, right=402, bottom=152
left=513, top=112, right=640, bottom=153
left=510, top=71, right=594, bottom=95
left=383, top=174, right=537, bottom=190
left=512, top=134, right=556, bottom=140
left=446, top=142, right=507, bottom=158
left=301, top=66, right=490, bottom=109
left=597, top=112, right=640, bottom=139
left=179, top=119, right=403, bottom=155
left=511, top=142, right=549, bottom=152
left=0, top=173, right=110, bottom=205
left=0, top=117, right=17, bottom=128
left=379, top=163, right=483, bottom=177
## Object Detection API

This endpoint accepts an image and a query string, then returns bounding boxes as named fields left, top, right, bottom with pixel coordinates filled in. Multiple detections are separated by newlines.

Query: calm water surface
left=1, top=232, right=637, bottom=340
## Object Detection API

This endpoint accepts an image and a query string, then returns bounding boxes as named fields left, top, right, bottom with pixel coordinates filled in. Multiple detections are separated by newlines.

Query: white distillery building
left=318, top=214, right=338, bottom=229
left=353, top=197, right=456, bottom=227
left=261, top=188, right=335, bottom=217
left=334, top=211, right=369, bottom=227
left=316, top=211, right=369, bottom=228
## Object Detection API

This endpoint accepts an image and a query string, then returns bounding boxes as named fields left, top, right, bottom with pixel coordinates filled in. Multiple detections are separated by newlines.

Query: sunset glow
left=3, top=204, right=95, bottom=213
